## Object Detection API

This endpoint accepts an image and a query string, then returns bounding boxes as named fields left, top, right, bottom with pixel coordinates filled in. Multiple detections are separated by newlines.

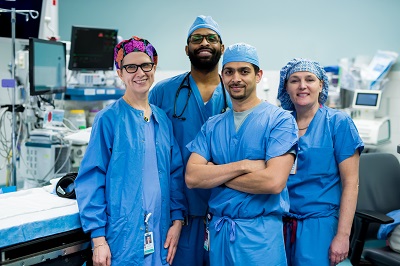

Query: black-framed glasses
left=189, top=34, right=220, bottom=44
left=122, top=62, right=154, bottom=73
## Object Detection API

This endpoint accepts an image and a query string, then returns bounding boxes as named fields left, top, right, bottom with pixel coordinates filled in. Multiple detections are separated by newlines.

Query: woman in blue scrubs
left=277, top=58, right=364, bottom=266
left=75, top=36, right=186, bottom=266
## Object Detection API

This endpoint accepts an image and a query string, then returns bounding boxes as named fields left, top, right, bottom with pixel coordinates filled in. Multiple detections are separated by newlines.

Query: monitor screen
left=0, top=1, right=43, bottom=40
left=68, top=26, right=118, bottom=71
left=352, top=90, right=382, bottom=110
left=29, top=38, right=67, bottom=96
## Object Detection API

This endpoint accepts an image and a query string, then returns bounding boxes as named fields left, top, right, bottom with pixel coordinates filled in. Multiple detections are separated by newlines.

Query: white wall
left=373, top=71, right=400, bottom=159
left=58, top=0, right=400, bottom=71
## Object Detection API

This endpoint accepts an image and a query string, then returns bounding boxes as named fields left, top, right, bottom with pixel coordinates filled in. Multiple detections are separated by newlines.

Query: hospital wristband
left=92, top=242, right=107, bottom=251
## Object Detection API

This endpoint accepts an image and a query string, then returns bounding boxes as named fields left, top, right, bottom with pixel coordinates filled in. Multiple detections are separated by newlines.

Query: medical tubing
left=39, top=137, right=71, bottom=182
left=63, top=117, right=79, bottom=131
left=38, top=139, right=63, bottom=181
left=56, top=172, right=78, bottom=199
left=52, top=140, right=72, bottom=178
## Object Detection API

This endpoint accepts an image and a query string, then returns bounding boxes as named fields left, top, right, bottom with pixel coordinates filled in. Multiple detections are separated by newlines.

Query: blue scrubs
left=75, top=99, right=186, bottom=265
left=284, top=105, right=364, bottom=266
left=149, top=72, right=231, bottom=266
left=187, top=102, right=298, bottom=265
left=143, top=118, right=163, bottom=266
left=378, top=209, right=400, bottom=240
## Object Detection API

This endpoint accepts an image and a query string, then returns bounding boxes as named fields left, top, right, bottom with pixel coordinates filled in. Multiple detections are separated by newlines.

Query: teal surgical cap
left=222, top=43, right=259, bottom=68
left=187, top=15, right=222, bottom=40
left=277, top=58, right=329, bottom=111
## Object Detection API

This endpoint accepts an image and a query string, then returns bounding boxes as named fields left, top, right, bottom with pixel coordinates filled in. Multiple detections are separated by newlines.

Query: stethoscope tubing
left=173, top=72, right=228, bottom=120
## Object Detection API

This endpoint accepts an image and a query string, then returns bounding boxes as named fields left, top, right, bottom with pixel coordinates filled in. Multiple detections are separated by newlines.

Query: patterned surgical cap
left=277, top=58, right=329, bottom=111
left=114, top=36, right=158, bottom=69
left=222, top=43, right=259, bottom=68
left=187, top=15, right=222, bottom=41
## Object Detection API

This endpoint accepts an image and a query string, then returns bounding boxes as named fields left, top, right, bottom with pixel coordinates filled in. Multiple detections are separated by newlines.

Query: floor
left=338, top=259, right=352, bottom=266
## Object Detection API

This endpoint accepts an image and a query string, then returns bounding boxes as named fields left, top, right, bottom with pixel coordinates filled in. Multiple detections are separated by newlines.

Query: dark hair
left=252, top=64, right=260, bottom=73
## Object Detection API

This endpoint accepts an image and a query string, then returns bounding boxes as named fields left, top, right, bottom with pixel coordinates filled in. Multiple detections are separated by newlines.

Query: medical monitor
left=68, top=26, right=118, bottom=71
left=0, top=1, right=43, bottom=40
left=29, top=38, right=67, bottom=96
left=351, top=89, right=382, bottom=110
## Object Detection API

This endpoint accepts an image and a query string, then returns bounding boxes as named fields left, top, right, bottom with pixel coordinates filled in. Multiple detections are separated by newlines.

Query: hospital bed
left=0, top=184, right=92, bottom=265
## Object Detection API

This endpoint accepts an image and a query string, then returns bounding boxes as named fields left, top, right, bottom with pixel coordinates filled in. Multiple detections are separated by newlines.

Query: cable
left=38, top=95, right=55, bottom=108
left=62, top=118, right=79, bottom=131
left=52, top=140, right=72, bottom=179
left=56, top=172, right=78, bottom=199
left=37, top=135, right=65, bottom=182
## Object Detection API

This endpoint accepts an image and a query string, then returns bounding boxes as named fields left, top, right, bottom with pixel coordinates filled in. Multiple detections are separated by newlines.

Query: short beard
left=229, top=89, right=247, bottom=100
left=188, top=48, right=222, bottom=72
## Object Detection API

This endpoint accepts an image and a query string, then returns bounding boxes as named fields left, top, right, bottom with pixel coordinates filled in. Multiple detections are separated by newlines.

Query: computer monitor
left=68, top=26, right=118, bottom=71
left=29, top=38, right=67, bottom=96
left=0, top=1, right=43, bottom=40
left=351, top=89, right=382, bottom=110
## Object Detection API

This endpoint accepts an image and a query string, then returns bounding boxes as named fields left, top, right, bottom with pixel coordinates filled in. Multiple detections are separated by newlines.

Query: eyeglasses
left=121, top=62, right=155, bottom=73
left=189, top=34, right=220, bottom=44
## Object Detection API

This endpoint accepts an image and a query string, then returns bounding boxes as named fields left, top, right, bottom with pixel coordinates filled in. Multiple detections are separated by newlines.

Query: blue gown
left=187, top=101, right=298, bottom=265
left=284, top=105, right=364, bottom=266
left=149, top=72, right=231, bottom=266
left=74, top=98, right=186, bottom=265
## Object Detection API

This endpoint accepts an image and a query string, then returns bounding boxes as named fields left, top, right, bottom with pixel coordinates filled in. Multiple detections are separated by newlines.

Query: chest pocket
left=306, top=147, right=336, bottom=185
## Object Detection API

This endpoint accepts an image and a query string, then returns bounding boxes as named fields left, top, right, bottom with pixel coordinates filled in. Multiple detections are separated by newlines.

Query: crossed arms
left=185, top=152, right=295, bottom=194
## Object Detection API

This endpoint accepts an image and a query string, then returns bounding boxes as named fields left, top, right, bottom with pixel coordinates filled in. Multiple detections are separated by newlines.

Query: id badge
left=204, top=228, right=210, bottom=251
left=144, top=232, right=155, bottom=255
left=290, top=157, right=297, bottom=175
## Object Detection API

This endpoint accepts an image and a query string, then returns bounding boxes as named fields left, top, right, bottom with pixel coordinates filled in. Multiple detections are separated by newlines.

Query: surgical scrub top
left=187, top=101, right=298, bottom=218
left=143, top=118, right=163, bottom=266
left=287, top=105, right=364, bottom=218
left=149, top=72, right=231, bottom=216
left=74, top=98, right=186, bottom=265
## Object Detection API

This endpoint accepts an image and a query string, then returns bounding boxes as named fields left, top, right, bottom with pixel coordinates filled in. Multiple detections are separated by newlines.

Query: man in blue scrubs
left=149, top=15, right=230, bottom=266
left=185, top=43, right=298, bottom=265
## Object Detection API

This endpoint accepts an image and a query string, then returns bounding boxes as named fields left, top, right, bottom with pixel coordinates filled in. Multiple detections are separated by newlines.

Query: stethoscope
left=173, top=72, right=229, bottom=120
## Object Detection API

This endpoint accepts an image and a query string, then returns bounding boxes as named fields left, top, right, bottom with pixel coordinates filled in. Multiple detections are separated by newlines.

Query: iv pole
left=0, top=8, right=39, bottom=187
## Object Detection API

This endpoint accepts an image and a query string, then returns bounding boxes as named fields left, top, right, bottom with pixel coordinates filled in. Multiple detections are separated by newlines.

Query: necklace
left=298, top=126, right=308, bottom=130
left=123, top=96, right=150, bottom=122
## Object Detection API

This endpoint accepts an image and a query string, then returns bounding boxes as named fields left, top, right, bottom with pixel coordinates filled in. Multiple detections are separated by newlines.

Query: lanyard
left=144, top=212, right=152, bottom=233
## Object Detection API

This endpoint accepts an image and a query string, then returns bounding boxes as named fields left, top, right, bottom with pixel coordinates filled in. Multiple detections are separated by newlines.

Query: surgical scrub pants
left=285, top=216, right=338, bottom=266
left=209, top=215, right=287, bottom=266
left=172, top=217, right=209, bottom=266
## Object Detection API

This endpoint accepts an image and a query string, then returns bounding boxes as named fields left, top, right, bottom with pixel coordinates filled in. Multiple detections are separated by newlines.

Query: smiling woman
left=278, top=58, right=364, bottom=266
left=74, top=36, right=186, bottom=266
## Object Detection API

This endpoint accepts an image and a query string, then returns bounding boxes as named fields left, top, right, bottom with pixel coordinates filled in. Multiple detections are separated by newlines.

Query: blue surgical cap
left=277, top=58, right=329, bottom=111
left=222, top=43, right=259, bottom=68
left=187, top=15, right=222, bottom=41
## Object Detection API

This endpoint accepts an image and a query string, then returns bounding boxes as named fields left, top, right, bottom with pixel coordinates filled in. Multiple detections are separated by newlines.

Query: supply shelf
left=64, top=86, right=125, bottom=101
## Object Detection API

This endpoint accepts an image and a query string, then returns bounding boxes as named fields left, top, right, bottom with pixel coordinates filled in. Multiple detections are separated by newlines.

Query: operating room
left=0, top=0, right=400, bottom=265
